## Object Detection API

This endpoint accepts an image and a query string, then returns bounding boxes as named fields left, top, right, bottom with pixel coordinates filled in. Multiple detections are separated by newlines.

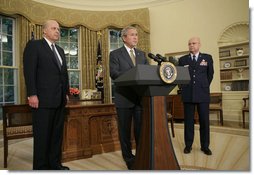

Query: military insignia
left=159, top=62, right=177, bottom=84
left=200, top=59, right=208, bottom=66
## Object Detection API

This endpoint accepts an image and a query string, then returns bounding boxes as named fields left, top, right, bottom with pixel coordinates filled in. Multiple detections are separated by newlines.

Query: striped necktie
left=51, top=44, right=62, bottom=69
left=130, top=49, right=136, bottom=66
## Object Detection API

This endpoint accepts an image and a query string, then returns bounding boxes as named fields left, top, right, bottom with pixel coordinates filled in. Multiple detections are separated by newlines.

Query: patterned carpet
left=0, top=124, right=250, bottom=171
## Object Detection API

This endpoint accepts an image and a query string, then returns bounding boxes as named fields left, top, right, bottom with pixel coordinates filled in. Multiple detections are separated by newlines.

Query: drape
left=18, top=16, right=42, bottom=104
left=1, top=0, right=150, bottom=103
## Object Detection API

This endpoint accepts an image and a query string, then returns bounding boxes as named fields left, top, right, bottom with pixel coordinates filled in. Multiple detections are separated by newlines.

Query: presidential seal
left=159, top=62, right=177, bottom=84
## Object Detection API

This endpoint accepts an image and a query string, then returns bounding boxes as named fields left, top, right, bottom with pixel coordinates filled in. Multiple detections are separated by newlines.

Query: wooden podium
left=114, top=65, right=190, bottom=170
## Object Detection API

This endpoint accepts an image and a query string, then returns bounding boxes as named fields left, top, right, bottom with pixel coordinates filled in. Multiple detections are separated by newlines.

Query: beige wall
left=149, top=0, right=249, bottom=93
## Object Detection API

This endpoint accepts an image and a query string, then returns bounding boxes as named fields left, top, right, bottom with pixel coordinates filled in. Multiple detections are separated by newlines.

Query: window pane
left=4, top=85, right=14, bottom=102
left=69, top=43, right=78, bottom=56
left=2, top=18, right=13, bottom=35
left=60, top=28, right=69, bottom=42
left=70, top=56, right=78, bottom=69
left=4, top=68, right=14, bottom=85
left=0, top=86, right=3, bottom=102
left=0, top=68, right=2, bottom=84
left=3, top=51, right=13, bottom=66
left=69, top=71, right=80, bottom=87
left=110, top=44, right=118, bottom=52
left=70, top=29, right=78, bottom=42
left=59, top=42, right=69, bottom=55
left=66, top=57, right=70, bottom=69
left=3, top=35, right=12, bottom=51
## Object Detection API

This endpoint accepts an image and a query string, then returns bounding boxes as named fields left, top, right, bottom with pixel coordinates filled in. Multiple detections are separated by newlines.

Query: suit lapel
left=187, top=54, right=194, bottom=66
left=120, top=47, right=134, bottom=67
left=196, top=53, right=203, bottom=65
left=42, top=39, right=62, bottom=71
left=134, top=48, right=141, bottom=65
left=42, top=38, right=53, bottom=56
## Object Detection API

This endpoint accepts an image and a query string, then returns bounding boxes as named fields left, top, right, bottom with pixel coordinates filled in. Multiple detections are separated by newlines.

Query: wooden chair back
left=2, top=104, right=33, bottom=168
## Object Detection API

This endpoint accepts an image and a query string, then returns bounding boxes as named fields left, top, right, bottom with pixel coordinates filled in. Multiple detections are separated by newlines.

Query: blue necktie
left=192, top=55, right=196, bottom=64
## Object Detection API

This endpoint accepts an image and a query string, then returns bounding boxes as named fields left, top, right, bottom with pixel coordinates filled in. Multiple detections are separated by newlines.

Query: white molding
left=218, top=22, right=249, bottom=47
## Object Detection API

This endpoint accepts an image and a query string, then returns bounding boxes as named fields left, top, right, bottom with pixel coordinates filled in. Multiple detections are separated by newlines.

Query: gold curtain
left=135, top=25, right=150, bottom=54
left=18, top=16, right=42, bottom=104
left=100, top=28, right=110, bottom=103
left=79, top=26, right=98, bottom=90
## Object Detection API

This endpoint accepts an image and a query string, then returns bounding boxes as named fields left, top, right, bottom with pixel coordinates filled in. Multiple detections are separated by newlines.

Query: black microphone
left=148, top=53, right=162, bottom=64
left=156, top=54, right=167, bottom=62
left=168, top=56, right=179, bottom=66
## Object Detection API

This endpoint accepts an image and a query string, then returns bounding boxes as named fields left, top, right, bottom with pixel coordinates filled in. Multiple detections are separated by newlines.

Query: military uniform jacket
left=178, top=53, right=214, bottom=103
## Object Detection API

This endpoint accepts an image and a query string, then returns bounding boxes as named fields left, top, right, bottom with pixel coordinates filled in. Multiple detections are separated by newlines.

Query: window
left=109, top=29, right=123, bottom=102
left=109, top=29, right=123, bottom=52
left=0, top=16, right=17, bottom=105
left=57, top=28, right=80, bottom=89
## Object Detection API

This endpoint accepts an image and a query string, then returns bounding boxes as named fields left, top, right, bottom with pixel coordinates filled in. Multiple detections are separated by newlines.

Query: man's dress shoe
left=52, top=165, right=70, bottom=170
left=201, top=148, right=212, bottom=155
left=183, top=147, right=192, bottom=154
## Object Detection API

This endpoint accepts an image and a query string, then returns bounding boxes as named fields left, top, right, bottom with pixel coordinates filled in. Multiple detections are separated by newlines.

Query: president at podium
left=109, top=26, right=149, bottom=170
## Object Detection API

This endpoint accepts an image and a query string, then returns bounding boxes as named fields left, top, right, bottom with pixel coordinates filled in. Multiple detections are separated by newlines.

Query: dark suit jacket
left=178, top=53, right=214, bottom=103
left=23, top=38, right=69, bottom=108
left=110, top=46, right=148, bottom=108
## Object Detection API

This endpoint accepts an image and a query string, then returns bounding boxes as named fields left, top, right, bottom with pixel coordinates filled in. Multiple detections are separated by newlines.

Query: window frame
left=57, top=27, right=80, bottom=90
left=0, top=15, right=18, bottom=105
left=109, top=28, right=123, bottom=103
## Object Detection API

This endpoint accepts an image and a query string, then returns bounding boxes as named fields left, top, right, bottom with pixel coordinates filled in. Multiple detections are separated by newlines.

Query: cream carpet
left=0, top=124, right=249, bottom=171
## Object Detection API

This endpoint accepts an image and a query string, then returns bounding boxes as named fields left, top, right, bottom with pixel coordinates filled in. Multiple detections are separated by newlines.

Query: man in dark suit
left=178, top=37, right=214, bottom=156
left=23, top=20, right=70, bottom=170
left=109, top=26, right=148, bottom=169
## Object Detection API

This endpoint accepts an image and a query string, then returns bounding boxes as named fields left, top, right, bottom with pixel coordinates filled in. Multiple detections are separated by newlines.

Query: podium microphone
left=157, top=53, right=178, bottom=65
left=148, top=53, right=162, bottom=65
left=156, top=54, right=167, bottom=62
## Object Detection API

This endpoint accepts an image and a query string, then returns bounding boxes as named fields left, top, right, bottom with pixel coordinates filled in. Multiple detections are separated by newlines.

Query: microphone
left=156, top=54, right=167, bottom=62
left=168, top=56, right=179, bottom=66
left=148, top=53, right=162, bottom=65
left=156, top=53, right=179, bottom=65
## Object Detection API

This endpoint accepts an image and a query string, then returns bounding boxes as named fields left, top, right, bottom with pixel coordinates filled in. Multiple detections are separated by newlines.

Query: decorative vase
left=236, top=48, right=244, bottom=56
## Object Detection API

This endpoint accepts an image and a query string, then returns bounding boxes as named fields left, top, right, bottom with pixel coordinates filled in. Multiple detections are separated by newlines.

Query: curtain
left=18, top=16, right=42, bottom=104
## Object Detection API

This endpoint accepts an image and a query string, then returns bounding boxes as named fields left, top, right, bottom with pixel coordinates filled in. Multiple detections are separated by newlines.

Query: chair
left=2, top=104, right=33, bottom=168
left=167, top=95, right=199, bottom=123
left=167, top=113, right=175, bottom=138
left=166, top=96, right=175, bottom=137
left=242, top=97, right=249, bottom=128
left=209, top=93, right=223, bottom=126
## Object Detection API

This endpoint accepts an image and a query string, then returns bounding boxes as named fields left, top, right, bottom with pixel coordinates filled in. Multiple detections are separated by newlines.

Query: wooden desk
left=62, top=101, right=120, bottom=162
left=2, top=101, right=121, bottom=165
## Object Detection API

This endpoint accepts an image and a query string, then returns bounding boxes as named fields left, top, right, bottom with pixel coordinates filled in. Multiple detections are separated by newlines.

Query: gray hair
left=42, top=19, right=58, bottom=33
left=121, top=26, right=137, bottom=39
